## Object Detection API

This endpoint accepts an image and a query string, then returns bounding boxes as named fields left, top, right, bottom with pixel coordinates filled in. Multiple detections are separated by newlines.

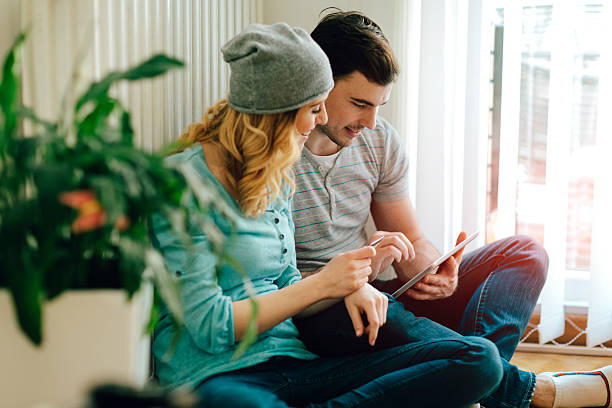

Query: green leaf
left=157, top=139, right=191, bottom=157
left=145, top=296, right=161, bottom=334
left=75, top=55, right=183, bottom=113
left=32, top=163, right=74, bottom=198
left=121, top=54, right=184, bottom=80
left=77, top=97, right=117, bottom=137
left=96, top=124, right=124, bottom=144
left=7, top=250, right=44, bottom=345
left=144, top=248, right=184, bottom=326
left=11, top=136, right=41, bottom=177
left=117, top=236, right=145, bottom=295
left=175, top=161, right=239, bottom=226
left=107, top=158, right=142, bottom=198
left=0, top=32, right=26, bottom=151
left=0, top=32, right=26, bottom=111
left=120, top=110, right=134, bottom=145
left=74, top=72, right=122, bottom=114
left=90, top=176, right=127, bottom=223
left=15, top=105, right=57, bottom=133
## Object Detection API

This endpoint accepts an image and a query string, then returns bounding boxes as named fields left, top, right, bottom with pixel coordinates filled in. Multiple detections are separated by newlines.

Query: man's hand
left=403, top=231, right=467, bottom=301
left=367, top=231, right=415, bottom=281
left=344, top=283, right=389, bottom=346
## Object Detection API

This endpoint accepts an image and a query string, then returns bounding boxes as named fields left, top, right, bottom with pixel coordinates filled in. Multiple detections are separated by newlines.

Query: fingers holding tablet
left=452, top=231, right=468, bottom=264
left=391, top=231, right=479, bottom=299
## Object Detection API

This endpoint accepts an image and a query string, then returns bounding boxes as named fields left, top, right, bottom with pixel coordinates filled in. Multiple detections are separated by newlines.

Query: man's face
left=314, top=71, right=392, bottom=149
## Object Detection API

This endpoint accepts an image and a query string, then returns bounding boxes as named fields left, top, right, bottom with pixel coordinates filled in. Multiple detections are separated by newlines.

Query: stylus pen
left=368, top=236, right=384, bottom=247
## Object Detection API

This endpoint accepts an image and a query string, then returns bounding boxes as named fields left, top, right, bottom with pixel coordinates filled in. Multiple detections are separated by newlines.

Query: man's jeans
left=295, top=235, right=549, bottom=408
left=197, top=337, right=503, bottom=407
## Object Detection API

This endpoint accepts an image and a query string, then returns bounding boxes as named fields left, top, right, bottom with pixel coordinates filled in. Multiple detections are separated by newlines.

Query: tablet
left=391, top=231, right=479, bottom=298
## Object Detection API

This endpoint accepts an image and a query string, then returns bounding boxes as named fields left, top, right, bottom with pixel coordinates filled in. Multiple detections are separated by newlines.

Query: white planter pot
left=0, top=286, right=153, bottom=408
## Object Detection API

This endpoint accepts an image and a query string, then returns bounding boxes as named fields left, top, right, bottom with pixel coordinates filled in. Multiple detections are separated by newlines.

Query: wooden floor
left=510, top=351, right=612, bottom=373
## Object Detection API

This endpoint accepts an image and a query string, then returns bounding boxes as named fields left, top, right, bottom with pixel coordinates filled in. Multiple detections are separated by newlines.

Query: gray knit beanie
left=221, top=22, right=334, bottom=114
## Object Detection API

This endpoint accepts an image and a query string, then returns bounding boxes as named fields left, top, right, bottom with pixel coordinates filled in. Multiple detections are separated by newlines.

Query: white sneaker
left=540, top=364, right=612, bottom=408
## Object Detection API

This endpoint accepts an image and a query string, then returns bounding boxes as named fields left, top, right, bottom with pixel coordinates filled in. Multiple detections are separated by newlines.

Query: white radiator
left=20, top=0, right=262, bottom=151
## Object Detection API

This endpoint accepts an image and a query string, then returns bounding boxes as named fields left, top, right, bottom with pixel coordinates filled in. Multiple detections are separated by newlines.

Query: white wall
left=0, top=0, right=21, bottom=59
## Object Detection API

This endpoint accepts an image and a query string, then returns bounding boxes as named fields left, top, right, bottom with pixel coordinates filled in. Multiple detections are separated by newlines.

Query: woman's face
left=295, top=94, right=329, bottom=147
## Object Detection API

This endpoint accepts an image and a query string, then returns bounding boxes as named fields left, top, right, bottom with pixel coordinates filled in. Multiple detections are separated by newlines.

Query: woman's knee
left=197, top=377, right=287, bottom=408
left=463, top=336, right=504, bottom=396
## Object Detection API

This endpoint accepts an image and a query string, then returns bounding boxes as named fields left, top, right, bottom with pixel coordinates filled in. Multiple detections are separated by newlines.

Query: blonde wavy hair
left=176, top=99, right=300, bottom=217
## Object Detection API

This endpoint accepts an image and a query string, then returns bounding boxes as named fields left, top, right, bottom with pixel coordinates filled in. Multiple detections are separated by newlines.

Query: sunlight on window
left=486, top=2, right=603, bottom=297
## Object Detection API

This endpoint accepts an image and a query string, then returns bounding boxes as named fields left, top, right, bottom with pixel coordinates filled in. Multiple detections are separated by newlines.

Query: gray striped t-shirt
left=292, top=116, right=410, bottom=272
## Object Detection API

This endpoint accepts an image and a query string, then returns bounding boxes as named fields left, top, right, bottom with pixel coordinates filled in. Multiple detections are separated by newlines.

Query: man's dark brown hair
left=311, top=8, right=399, bottom=85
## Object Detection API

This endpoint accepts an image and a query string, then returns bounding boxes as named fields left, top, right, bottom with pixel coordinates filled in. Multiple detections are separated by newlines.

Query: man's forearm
left=393, top=237, right=440, bottom=281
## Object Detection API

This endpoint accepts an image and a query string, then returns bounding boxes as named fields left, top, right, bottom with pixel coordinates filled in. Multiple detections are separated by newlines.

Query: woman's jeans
left=197, top=336, right=503, bottom=408
left=296, top=235, right=549, bottom=408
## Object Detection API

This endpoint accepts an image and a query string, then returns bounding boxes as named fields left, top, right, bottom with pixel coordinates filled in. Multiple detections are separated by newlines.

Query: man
left=292, top=9, right=612, bottom=408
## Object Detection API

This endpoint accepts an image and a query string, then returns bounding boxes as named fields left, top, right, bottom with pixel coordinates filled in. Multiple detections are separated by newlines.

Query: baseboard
left=521, top=312, right=612, bottom=348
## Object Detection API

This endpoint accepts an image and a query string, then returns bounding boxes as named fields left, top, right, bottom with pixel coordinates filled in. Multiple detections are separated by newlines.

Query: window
left=405, top=0, right=611, bottom=347
left=486, top=1, right=605, bottom=307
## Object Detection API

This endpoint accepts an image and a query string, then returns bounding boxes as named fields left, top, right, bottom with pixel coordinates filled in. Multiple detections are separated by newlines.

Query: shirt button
left=331, top=203, right=337, bottom=208
left=274, top=218, right=280, bottom=224
left=282, top=248, right=288, bottom=254
left=318, top=165, right=324, bottom=171
left=279, top=234, right=285, bottom=239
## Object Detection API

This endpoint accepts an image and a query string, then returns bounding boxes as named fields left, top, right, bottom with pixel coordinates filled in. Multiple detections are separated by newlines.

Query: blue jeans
left=296, top=235, right=548, bottom=408
left=196, top=337, right=503, bottom=407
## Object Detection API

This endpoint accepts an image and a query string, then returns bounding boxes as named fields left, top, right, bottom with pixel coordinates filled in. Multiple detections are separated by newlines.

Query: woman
left=152, top=22, right=502, bottom=407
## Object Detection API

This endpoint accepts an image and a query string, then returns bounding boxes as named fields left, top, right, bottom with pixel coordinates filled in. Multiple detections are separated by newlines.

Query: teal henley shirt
left=151, top=145, right=317, bottom=390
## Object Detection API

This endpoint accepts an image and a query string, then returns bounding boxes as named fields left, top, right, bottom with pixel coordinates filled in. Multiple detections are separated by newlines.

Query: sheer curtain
left=587, top=1, right=612, bottom=348
left=403, top=0, right=612, bottom=354
left=493, top=0, right=612, bottom=353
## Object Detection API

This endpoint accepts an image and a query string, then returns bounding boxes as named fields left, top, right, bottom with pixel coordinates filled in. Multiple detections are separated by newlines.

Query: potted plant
left=0, top=33, right=241, bottom=407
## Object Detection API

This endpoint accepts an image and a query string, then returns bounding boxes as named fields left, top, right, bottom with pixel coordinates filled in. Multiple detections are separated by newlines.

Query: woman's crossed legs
left=197, top=336, right=502, bottom=408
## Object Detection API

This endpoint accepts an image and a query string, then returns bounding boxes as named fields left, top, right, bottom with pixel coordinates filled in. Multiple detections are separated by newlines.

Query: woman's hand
left=344, top=283, right=389, bottom=346
left=367, top=231, right=415, bottom=281
left=317, top=246, right=376, bottom=298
